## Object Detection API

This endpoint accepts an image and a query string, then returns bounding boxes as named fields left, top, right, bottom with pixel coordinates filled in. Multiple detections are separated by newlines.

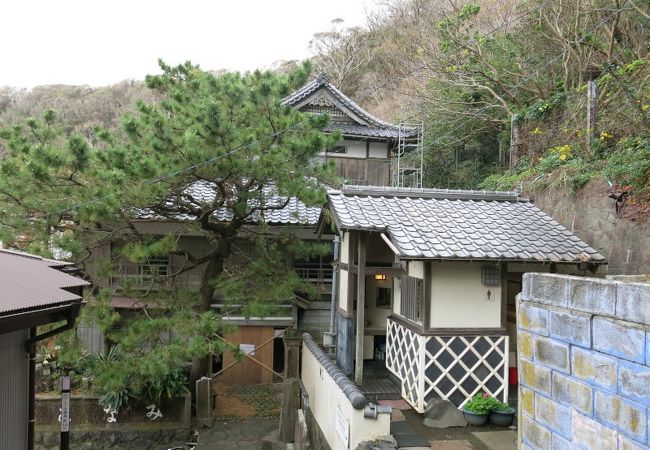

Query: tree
left=0, top=61, right=337, bottom=408
left=310, top=19, right=376, bottom=96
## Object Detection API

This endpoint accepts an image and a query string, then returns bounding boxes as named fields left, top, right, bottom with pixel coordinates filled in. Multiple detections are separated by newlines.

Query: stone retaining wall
left=519, top=273, right=650, bottom=449
left=34, top=426, right=191, bottom=450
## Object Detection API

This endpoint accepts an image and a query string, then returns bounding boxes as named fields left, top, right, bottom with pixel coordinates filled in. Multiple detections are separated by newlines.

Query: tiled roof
left=283, top=74, right=416, bottom=139
left=327, top=186, right=606, bottom=263
left=0, top=250, right=88, bottom=316
left=137, top=181, right=321, bottom=225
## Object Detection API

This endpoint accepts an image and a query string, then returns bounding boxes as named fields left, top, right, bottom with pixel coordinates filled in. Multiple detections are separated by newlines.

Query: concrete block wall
left=519, top=273, right=650, bottom=450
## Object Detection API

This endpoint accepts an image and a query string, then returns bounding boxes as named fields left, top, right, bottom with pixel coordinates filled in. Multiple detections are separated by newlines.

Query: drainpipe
left=325, top=235, right=340, bottom=349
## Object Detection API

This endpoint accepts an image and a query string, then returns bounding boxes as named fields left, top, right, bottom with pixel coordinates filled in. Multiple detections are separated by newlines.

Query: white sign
left=335, top=406, right=349, bottom=448
left=60, top=393, right=70, bottom=432
left=239, top=343, right=255, bottom=356
left=146, top=404, right=163, bottom=421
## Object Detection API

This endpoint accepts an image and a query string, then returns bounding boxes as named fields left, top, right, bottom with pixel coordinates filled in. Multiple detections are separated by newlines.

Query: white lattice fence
left=386, top=319, right=509, bottom=412
left=386, top=319, right=424, bottom=411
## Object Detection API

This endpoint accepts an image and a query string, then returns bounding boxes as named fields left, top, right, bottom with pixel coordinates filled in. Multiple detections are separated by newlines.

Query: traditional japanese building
left=321, top=185, right=606, bottom=410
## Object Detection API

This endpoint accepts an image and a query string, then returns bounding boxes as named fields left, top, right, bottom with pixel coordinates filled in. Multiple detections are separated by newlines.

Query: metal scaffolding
left=392, top=123, right=424, bottom=188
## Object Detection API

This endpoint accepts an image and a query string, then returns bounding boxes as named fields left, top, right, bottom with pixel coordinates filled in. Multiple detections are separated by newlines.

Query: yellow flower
left=600, top=131, right=614, bottom=141
left=559, top=154, right=567, bottom=161
left=532, top=127, right=542, bottom=135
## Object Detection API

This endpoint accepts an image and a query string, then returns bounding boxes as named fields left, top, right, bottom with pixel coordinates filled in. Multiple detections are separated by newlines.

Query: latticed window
left=139, top=256, right=170, bottom=278
left=400, top=276, right=423, bottom=322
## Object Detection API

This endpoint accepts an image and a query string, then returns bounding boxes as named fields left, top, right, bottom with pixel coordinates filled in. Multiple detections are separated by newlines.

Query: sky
left=1, top=0, right=375, bottom=89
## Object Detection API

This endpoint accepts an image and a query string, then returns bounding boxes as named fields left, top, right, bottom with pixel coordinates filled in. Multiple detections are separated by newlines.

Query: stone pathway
left=380, top=399, right=517, bottom=450
left=194, top=417, right=278, bottom=450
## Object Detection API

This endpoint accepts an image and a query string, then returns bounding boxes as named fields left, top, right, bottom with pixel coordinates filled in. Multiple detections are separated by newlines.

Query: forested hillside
left=2, top=0, right=649, bottom=212
left=310, top=0, right=649, bottom=214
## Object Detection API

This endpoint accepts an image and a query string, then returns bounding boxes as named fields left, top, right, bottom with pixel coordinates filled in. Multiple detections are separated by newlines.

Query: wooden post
left=509, top=114, right=520, bottom=173
left=586, top=79, right=598, bottom=152
left=354, top=233, right=367, bottom=386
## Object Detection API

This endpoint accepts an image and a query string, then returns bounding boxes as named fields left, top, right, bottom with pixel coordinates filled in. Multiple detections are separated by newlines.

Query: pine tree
left=0, top=61, right=338, bottom=409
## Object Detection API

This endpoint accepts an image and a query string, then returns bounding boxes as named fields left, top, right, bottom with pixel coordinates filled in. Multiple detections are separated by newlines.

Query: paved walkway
left=384, top=400, right=517, bottom=450
left=194, top=417, right=278, bottom=450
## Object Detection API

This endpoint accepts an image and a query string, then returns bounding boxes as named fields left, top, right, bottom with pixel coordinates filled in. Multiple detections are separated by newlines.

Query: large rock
left=423, top=398, right=468, bottom=428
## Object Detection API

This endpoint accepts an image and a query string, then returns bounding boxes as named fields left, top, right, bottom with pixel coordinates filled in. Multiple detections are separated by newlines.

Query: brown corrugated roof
left=0, top=250, right=89, bottom=316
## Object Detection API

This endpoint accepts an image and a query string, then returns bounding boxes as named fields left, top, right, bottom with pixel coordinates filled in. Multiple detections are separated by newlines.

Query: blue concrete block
left=551, top=433, right=572, bottom=450
left=594, top=390, right=647, bottom=443
left=568, top=277, right=616, bottom=316
left=535, top=393, right=573, bottom=439
left=518, top=303, right=549, bottom=336
left=534, top=335, right=570, bottom=373
left=571, top=347, right=618, bottom=392
left=617, top=282, right=650, bottom=327
left=593, top=317, right=645, bottom=364
left=618, top=360, right=650, bottom=408
left=550, top=309, right=591, bottom=348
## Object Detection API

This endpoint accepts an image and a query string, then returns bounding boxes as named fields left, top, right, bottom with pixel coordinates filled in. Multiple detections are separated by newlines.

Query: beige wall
left=369, top=141, right=388, bottom=159
left=429, top=261, right=502, bottom=328
left=301, top=342, right=391, bottom=450
left=340, top=232, right=350, bottom=264
left=338, top=270, right=349, bottom=312
left=365, top=277, right=391, bottom=327
left=322, top=139, right=388, bottom=159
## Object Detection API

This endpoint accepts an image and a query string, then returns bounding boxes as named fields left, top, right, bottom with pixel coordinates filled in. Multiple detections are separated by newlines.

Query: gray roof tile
left=327, top=186, right=606, bottom=263
left=138, top=181, right=320, bottom=226
left=283, top=74, right=417, bottom=140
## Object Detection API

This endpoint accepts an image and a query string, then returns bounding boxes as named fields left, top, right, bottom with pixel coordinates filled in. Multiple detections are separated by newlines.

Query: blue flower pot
left=489, top=407, right=515, bottom=426
left=462, top=409, right=488, bottom=426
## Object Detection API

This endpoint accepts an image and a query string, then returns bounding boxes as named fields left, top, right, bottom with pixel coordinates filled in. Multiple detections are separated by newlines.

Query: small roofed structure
left=322, top=186, right=605, bottom=412
left=284, top=74, right=424, bottom=188
left=0, top=249, right=88, bottom=450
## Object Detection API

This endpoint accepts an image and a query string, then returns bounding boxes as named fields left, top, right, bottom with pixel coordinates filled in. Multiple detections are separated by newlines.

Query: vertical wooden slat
left=0, top=330, right=29, bottom=450
left=354, top=233, right=367, bottom=386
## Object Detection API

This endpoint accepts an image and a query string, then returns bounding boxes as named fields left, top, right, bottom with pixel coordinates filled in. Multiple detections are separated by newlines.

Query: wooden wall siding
left=400, top=276, right=423, bottom=323
left=328, top=157, right=391, bottom=186
left=218, top=326, right=275, bottom=385
left=0, top=330, right=29, bottom=450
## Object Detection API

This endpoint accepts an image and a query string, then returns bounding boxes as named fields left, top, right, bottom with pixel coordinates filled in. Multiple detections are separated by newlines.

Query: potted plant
left=460, top=392, right=493, bottom=426
left=488, top=399, right=516, bottom=426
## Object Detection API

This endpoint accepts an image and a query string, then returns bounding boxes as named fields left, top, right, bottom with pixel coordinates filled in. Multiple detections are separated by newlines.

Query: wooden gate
left=215, top=326, right=284, bottom=385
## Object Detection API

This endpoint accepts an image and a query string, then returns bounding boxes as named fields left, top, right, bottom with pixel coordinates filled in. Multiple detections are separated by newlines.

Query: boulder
left=423, top=397, right=468, bottom=428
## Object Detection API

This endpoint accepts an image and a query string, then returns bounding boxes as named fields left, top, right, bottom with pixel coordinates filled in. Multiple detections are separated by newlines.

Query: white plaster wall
left=369, top=141, right=388, bottom=159
left=337, top=139, right=367, bottom=159
left=365, top=277, right=392, bottom=327
left=338, top=270, right=349, bottom=312
left=340, top=232, right=350, bottom=264
left=392, top=277, right=401, bottom=315
left=429, top=262, right=502, bottom=328
left=301, top=343, right=391, bottom=450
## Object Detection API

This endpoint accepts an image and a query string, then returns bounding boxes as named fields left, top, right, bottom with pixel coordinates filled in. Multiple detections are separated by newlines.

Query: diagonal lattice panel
left=423, top=335, right=508, bottom=408
left=386, top=319, right=423, bottom=411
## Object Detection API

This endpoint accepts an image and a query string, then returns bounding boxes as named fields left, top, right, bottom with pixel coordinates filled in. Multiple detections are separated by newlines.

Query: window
left=139, top=256, right=170, bottom=278
left=400, top=276, right=423, bottom=322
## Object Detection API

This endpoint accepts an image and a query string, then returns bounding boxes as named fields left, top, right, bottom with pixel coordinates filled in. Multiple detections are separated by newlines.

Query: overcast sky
left=1, top=0, right=374, bottom=89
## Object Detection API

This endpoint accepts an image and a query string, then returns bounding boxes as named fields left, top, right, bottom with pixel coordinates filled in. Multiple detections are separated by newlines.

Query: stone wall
left=518, top=273, right=650, bottom=449
left=34, top=426, right=190, bottom=450
left=529, top=178, right=650, bottom=275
